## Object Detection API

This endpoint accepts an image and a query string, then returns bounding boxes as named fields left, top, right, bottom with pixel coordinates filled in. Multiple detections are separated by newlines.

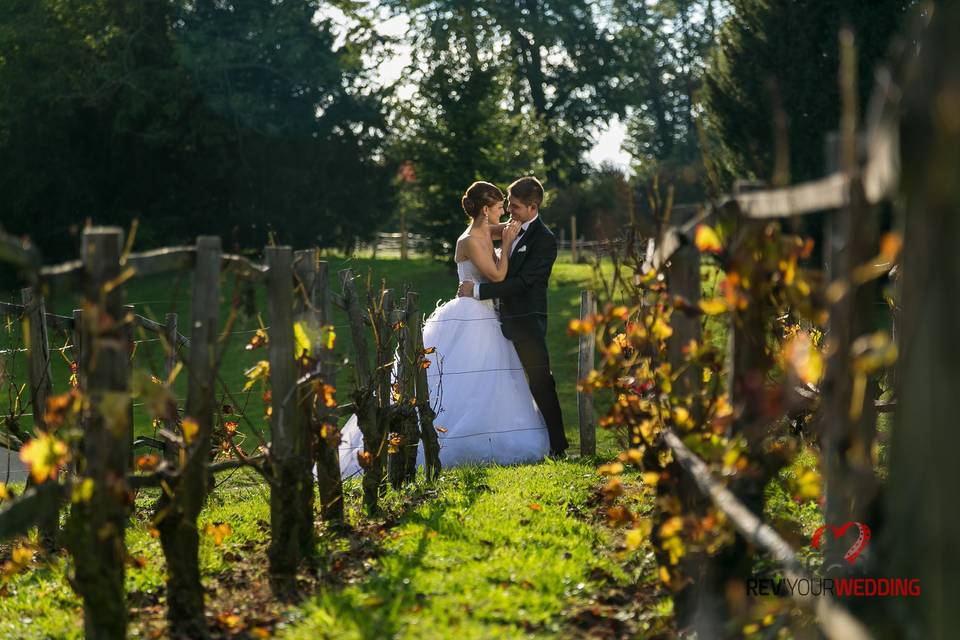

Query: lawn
left=0, top=462, right=669, bottom=638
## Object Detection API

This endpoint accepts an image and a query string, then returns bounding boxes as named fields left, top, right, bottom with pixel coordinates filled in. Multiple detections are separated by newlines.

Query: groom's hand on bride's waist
left=457, top=281, right=475, bottom=298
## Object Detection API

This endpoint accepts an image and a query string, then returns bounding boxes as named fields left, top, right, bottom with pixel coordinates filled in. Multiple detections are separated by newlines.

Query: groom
left=457, top=176, right=568, bottom=457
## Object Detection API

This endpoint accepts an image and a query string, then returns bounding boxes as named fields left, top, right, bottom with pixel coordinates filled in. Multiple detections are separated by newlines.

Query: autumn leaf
left=598, top=462, right=624, bottom=476
left=245, top=328, right=269, bottom=351
left=320, top=384, right=337, bottom=408
left=43, top=390, right=81, bottom=429
left=293, top=321, right=313, bottom=358
left=694, top=224, right=723, bottom=253
left=625, top=529, right=644, bottom=551
left=879, top=231, right=902, bottom=262
left=783, top=331, right=824, bottom=385
left=136, top=454, right=159, bottom=471
left=322, top=325, right=336, bottom=350
left=357, top=451, right=373, bottom=470
left=435, top=426, right=448, bottom=433
left=216, top=612, right=243, bottom=630
left=243, top=360, right=271, bottom=391
left=19, top=433, right=68, bottom=483
left=205, top=522, right=232, bottom=546
left=181, top=417, right=200, bottom=445
left=528, top=502, right=543, bottom=512
left=698, top=298, right=728, bottom=315
left=71, top=478, right=94, bottom=503
left=423, top=346, right=436, bottom=355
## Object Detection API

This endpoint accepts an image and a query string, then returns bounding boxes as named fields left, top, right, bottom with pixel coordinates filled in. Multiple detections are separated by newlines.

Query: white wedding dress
left=337, top=256, right=550, bottom=479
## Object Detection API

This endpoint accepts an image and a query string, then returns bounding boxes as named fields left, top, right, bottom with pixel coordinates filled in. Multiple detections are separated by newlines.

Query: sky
left=345, top=11, right=633, bottom=174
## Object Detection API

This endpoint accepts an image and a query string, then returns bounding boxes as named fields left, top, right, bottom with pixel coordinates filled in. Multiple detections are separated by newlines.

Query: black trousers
left=513, top=337, right=568, bottom=453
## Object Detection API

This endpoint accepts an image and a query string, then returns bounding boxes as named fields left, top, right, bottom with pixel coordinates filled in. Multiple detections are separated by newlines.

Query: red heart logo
left=811, top=521, right=871, bottom=564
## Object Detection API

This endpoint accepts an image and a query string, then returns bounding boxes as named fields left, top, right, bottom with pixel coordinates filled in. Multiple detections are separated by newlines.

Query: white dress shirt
left=473, top=215, right=538, bottom=298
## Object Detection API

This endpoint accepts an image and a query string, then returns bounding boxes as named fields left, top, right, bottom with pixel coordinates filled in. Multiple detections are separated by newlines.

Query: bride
left=338, top=181, right=550, bottom=479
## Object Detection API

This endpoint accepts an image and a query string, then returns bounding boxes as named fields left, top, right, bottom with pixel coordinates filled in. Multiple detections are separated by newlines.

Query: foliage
left=0, top=0, right=392, bottom=255
left=700, top=0, right=911, bottom=191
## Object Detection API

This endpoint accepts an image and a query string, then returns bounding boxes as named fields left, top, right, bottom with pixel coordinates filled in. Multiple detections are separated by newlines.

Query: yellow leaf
left=323, top=325, right=336, bottom=350
left=0, top=483, right=10, bottom=500
left=694, top=225, right=723, bottom=253
left=640, top=471, right=660, bottom=486
left=243, top=360, right=270, bottom=391
left=625, top=529, right=644, bottom=551
left=698, top=298, right=728, bottom=315
left=19, top=434, right=68, bottom=483
left=598, top=462, right=624, bottom=476
left=293, top=322, right=313, bottom=357
left=71, top=478, right=94, bottom=503
left=182, top=417, right=200, bottom=445
left=651, top=317, right=673, bottom=341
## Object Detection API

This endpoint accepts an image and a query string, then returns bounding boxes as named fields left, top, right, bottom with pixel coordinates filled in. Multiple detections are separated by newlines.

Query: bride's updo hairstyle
left=461, top=181, right=504, bottom=219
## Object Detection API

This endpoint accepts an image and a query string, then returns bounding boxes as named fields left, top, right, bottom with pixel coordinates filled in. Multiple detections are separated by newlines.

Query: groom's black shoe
left=548, top=449, right=567, bottom=461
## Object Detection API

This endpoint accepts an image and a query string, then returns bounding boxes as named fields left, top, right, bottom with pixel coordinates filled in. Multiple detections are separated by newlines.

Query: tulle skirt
left=337, top=295, right=549, bottom=480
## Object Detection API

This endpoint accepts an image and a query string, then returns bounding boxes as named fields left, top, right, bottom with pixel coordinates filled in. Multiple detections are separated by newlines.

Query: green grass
left=0, top=461, right=664, bottom=639
left=1, top=253, right=621, bottom=456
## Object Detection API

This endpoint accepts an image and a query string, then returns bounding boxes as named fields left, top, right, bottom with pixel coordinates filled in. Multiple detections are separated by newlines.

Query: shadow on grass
left=309, top=466, right=492, bottom=639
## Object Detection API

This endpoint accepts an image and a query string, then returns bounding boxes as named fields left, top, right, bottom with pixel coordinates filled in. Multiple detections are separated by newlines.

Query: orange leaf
left=19, top=434, right=68, bottom=483
left=694, top=225, right=723, bottom=253
left=528, top=503, right=543, bottom=511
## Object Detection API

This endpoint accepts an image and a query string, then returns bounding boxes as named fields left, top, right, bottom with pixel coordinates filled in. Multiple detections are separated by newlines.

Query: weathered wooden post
left=64, top=226, right=131, bottom=639
left=371, top=288, right=395, bottom=499
left=412, top=304, right=442, bottom=481
left=340, top=269, right=381, bottom=513
left=123, top=304, right=135, bottom=467
left=570, top=216, right=579, bottom=263
left=294, top=250, right=343, bottom=524
left=21, top=286, right=58, bottom=550
left=883, top=7, right=960, bottom=636
left=819, top=31, right=882, bottom=573
left=389, top=291, right=420, bottom=487
left=161, top=312, right=179, bottom=464
left=577, top=290, right=597, bottom=457
left=153, top=236, right=220, bottom=637
left=266, top=245, right=311, bottom=597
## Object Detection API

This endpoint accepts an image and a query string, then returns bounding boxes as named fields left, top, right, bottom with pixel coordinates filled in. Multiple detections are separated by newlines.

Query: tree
left=700, top=0, right=910, bottom=191
left=392, top=3, right=545, bottom=257
left=0, top=0, right=392, bottom=256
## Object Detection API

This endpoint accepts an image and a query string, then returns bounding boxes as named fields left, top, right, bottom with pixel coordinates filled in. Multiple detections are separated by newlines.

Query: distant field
left=1, top=252, right=624, bottom=456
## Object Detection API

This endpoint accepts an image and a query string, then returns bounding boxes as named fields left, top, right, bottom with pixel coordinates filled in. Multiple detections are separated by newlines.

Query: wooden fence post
left=340, top=269, right=382, bottom=513
left=65, top=226, right=130, bottom=639
left=21, top=286, right=59, bottom=551
left=123, top=304, right=135, bottom=467
left=389, top=291, right=420, bottom=487
left=161, top=312, right=179, bottom=464
left=153, top=236, right=220, bottom=637
left=266, top=245, right=311, bottom=597
left=369, top=288, right=395, bottom=503
left=577, top=290, right=597, bottom=457
left=294, top=250, right=343, bottom=524
left=884, top=8, right=960, bottom=634
left=571, top=216, right=579, bottom=263
left=819, top=33, right=882, bottom=571
left=413, top=305, right=441, bottom=481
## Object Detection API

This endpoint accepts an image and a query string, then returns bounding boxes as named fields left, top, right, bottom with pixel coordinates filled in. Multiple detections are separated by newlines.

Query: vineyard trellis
left=0, top=230, right=443, bottom=637
left=571, top=8, right=957, bottom=639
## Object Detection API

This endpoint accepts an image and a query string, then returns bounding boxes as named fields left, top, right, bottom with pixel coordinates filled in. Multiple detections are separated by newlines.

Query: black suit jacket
left=477, top=217, right=557, bottom=343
